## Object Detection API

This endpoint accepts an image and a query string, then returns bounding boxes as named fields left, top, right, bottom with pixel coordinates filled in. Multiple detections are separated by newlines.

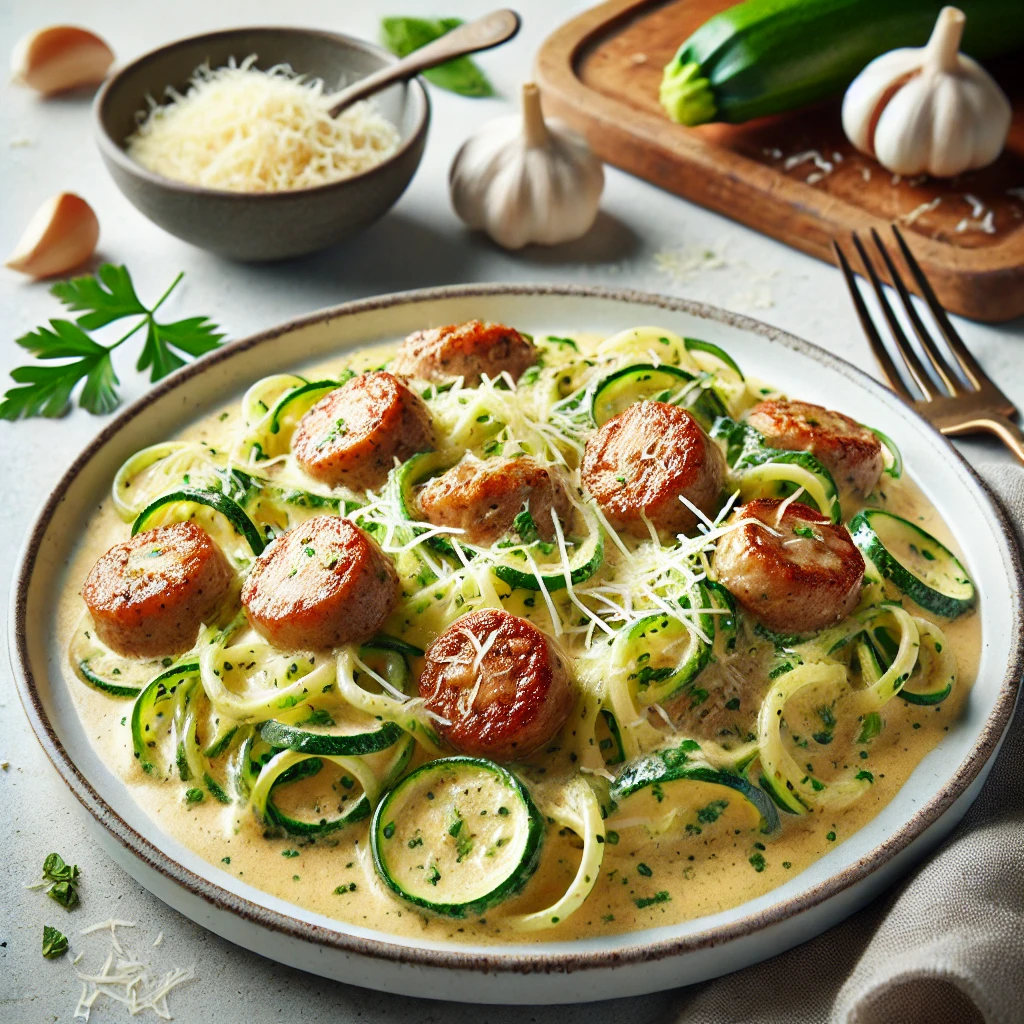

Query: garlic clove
left=11, top=25, right=114, bottom=96
left=6, top=193, right=100, bottom=278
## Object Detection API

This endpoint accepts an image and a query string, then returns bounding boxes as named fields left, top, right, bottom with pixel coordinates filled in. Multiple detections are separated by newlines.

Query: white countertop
left=2, top=1, right=1021, bottom=1020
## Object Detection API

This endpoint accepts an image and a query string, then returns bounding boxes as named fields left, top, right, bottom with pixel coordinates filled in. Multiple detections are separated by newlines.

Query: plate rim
left=10, top=282, right=1024, bottom=975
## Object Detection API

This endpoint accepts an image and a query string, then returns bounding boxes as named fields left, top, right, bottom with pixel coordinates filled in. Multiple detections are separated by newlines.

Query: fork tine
left=890, top=225, right=985, bottom=389
left=868, top=229, right=963, bottom=395
left=832, top=240, right=915, bottom=403
left=850, top=231, right=937, bottom=401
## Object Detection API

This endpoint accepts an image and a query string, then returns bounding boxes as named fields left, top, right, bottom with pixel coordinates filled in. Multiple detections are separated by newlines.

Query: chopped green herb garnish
left=696, top=799, right=729, bottom=824
left=48, top=881, right=79, bottom=910
left=634, top=891, right=671, bottom=909
left=42, top=853, right=79, bottom=885
left=42, top=925, right=69, bottom=960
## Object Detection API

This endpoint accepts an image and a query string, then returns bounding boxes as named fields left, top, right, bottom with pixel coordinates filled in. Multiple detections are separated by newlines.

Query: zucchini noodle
left=508, top=778, right=605, bottom=931
left=71, top=323, right=972, bottom=934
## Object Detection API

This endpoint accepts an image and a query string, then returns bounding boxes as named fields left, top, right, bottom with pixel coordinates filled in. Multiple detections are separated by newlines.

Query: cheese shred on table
left=126, top=56, right=401, bottom=192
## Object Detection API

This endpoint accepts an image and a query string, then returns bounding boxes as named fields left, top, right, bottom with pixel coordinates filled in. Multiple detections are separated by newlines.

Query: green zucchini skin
left=259, top=718, right=404, bottom=757
left=610, top=739, right=781, bottom=834
left=76, top=659, right=142, bottom=699
left=371, top=756, right=545, bottom=918
left=660, top=0, right=1024, bottom=126
left=132, top=487, right=266, bottom=556
left=849, top=509, right=976, bottom=618
left=590, top=363, right=728, bottom=431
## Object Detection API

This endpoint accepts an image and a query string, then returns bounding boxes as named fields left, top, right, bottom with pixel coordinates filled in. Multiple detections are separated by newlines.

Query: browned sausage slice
left=581, top=401, right=725, bottom=539
left=418, top=609, right=574, bottom=762
left=389, top=320, right=537, bottom=384
left=292, top=371, right=434, bottom=492
left=747, top=398, right=883, bottom=498
left=714, top=498, right=865, bottom=635
left=82, top=522, right=232, bottom=658
left=417, top=455, right=571, bottom=547
left=241, top=516, right=398, bottom=651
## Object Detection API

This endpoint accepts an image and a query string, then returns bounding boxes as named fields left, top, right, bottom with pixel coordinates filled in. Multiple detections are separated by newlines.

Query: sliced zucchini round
left=269, top=378, right=346, bottom=435
left=490, top=520, right=604, bottom=593
left=388, top=449, right=462, bottom=556
left=260, top=634, right=414, bottom=754
left=132, top=487, right=266, bottom=556
left=736, top=450, right=842, bottom=523
left=591, top=363, right=727, bottom=431
left=252, top=751, right=373, bottom=836
left=609, top=738, right=779, bottom=835
left=611, top=592, right=713, bottom=707
left=849, top=509, right=975, bottom=618
left=371, top=756, right=544, bottom=918
left=260, top=703, right=404, bottom=757
left=251, top=737, right=413, bottom=838
left=864, top=425, right=903, bottom=479
left=683, top=337, right=744, bottom=380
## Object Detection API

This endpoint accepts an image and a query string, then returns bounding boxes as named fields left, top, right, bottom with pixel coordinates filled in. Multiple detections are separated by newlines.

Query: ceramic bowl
left=10, top=286, right=1023, bottom=1003
left=93, top=27, right=430, bottom=261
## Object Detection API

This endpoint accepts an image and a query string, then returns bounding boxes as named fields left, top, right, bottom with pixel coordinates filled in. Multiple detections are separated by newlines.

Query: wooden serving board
left=535, top=0, right=1024, bottom=322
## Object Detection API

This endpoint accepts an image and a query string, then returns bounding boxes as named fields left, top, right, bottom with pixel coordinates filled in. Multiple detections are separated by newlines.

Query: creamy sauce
left=58, top=338, right=981, bottom=944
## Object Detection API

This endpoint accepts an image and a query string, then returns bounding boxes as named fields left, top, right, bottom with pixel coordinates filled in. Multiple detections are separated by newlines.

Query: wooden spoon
left=328, top=9, right=521, bottom=117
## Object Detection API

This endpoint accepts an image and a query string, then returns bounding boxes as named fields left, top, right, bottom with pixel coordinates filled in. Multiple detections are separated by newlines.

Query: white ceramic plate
left=11, top=286, right=1023, bottom=1004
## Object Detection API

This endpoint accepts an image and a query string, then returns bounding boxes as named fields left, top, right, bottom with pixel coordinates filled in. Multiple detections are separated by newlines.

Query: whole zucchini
left=660, top=0, right=1024, bottom=126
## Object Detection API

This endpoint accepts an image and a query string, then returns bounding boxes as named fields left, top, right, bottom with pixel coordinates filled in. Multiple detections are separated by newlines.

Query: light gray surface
left=1, top=1, right=1021, bottom=1021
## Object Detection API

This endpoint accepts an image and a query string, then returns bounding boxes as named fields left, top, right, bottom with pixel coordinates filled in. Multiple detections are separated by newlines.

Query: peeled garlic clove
left=11, top=25, right=114, bottom=96
left=6, top=193, right=100, bottom=278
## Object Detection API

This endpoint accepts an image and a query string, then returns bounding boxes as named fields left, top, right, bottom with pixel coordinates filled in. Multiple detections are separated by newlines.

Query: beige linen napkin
left=670, top=462, right=1024, bottom=1024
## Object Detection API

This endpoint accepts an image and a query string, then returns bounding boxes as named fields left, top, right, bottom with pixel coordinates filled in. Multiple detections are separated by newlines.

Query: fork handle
left=942, top=415, right=1024, bottom=466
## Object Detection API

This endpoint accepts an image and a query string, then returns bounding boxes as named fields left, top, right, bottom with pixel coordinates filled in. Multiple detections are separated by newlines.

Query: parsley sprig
left=1, top=264, right=224, bottom=420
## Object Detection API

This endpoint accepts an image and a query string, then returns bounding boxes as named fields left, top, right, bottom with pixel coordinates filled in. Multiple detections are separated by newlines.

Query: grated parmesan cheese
left=73, top=919, right=195, bottom=1021
left=126, top=56, right=400, bottom=193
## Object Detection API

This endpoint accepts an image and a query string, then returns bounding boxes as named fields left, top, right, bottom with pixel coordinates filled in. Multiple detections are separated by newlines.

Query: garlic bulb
left=6, top=193, right=100, bottom=278
left=449, top=83, right=604, bottom=249
left=842, top=6, right=1011, bottom=178
left=11, top=25, right=114, bottom=96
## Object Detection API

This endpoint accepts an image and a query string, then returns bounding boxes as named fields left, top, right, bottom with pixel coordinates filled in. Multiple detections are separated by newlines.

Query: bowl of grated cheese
left=94, top=27, right=430, bottom=260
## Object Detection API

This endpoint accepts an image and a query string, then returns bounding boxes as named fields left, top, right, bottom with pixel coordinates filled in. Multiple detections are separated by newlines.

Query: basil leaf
left=380, top=17, right=495, bottom=97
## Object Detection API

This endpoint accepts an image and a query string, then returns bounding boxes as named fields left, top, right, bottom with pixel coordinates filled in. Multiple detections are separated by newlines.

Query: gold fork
left=833, top=225, right=1024, bottom=464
